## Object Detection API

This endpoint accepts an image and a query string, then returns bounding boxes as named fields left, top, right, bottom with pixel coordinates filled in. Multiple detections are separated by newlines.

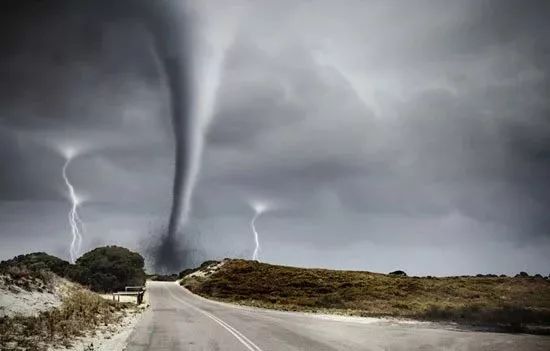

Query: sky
left=1, top=0, right=549, bottom=275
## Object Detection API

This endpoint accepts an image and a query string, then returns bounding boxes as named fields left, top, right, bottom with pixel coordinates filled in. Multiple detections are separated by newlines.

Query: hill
left=1, top=246, right=146, bottom=293
left=0, top=250, right=145, bottom=350
left=181, top=259, right=550, bottom=332
left=0, top=252, right=72, bottom=278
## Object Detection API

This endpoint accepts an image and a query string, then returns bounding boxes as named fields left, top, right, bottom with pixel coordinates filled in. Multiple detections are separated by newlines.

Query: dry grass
left=182, top=259, right=550, bottom=331
left=0, top=286, right=132, bottom=350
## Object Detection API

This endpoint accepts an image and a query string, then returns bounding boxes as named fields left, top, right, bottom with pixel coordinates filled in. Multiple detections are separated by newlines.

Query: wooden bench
left=112, top=286, right=146, bottom=304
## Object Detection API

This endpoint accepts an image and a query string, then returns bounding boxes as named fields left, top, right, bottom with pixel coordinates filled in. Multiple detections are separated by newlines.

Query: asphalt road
left=125, top=281, right=550, bottom=351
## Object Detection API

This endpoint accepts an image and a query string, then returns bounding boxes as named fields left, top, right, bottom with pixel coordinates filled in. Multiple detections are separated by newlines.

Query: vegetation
left=0, top=252, right=72, bottom=279
left=389, top=270, right=407, bottom=276
left=0, top=246, right=146, bottom=293
left=0, top=248, right=145, bottom=349
left=181, top=259, right=550, bottom=331
left=73, top=246, right=146, bottom=292
left=0, top=264, right=56, bottom=293
left=0, top=286, right=133, bottom=350
left=178, top=260, right=220, bottom=279
left=148, top=273, right=179, bottom=282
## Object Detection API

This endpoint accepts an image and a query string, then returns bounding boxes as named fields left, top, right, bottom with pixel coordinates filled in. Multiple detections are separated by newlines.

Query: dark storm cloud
left=192, top=0, right=550, bottom=274
left=0, top=1, right=162, bottom=131
left=0, top=0, right=169, bottom=201
left=0, top=0, right=178, bottom=265
left=1, top=0, right=550, bottom=275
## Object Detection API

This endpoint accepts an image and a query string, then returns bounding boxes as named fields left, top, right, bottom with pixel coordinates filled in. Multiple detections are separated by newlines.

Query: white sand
left=49, top=308, right=145, bottom=351
left=0, top=274, right=72, bottom=317
left=1, top=273, right=147, bottom=351
left=186, top=260, right=226, bottom=278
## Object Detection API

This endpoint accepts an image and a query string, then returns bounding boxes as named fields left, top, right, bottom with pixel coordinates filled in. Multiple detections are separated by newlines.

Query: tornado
left=143, top=2, right=194, bottom=272
left=142, top=1, right=240, bottom=272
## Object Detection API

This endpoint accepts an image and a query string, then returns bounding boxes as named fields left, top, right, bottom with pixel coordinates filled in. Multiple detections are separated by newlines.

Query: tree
left=74, top=246, right=145, bottom=292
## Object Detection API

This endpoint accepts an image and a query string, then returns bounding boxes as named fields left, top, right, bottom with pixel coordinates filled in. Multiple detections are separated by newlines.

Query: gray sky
left=1, top=0, right=549, bottom=275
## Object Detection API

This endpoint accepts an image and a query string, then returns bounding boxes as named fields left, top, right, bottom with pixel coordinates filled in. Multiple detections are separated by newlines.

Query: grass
left=0, top=286, right=133, bottom=350
left=181, top=259, right=550, bottom=332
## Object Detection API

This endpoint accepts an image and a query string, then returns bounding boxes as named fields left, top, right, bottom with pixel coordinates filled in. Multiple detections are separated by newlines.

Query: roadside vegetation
left=1, top=246, right=146, bottom=293
left=181, top=259, right=550, bottom=332
left=0, top=286, right=133, bottom=350
left=147, top=273, right=179, bottom=281
left=72, top=246, right=146, bottom=292
left=0, top=247, right=146, bottom=350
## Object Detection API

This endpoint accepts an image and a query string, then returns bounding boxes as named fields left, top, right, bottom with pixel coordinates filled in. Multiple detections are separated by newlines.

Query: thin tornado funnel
left=162, top=56, right=191, bottom=241
left=181, top=4, right=242, bottom=226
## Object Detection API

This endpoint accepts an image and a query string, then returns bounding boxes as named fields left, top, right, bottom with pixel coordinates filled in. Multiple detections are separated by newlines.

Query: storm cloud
left=1, top=0, right=549, bottom=275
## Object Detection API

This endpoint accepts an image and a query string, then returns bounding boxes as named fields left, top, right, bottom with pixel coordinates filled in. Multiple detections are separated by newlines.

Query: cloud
left=1, top=0, right=549, bottom=274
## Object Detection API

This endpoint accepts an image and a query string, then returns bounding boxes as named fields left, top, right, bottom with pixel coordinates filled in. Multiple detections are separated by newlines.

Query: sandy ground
left=186, top=260, right=226, bottom=279
left=49, top=292, right=149, bottom=351
left=1, top=273, right=148, bottom=351
left=0, top=274, right=72, bottom=317
left=49, top=308, right=145, bottom=351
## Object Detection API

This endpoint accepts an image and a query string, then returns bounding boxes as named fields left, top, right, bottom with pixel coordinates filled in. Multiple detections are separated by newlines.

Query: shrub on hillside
left=389, top=270, right=407, bottom=277
left=0, top=252, right=71, bottom=278
left=73, top=246, right=145, bottom=292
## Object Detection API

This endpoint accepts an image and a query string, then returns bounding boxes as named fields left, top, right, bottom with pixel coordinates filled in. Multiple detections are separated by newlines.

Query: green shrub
left=74, top=246, right=145, bottom=292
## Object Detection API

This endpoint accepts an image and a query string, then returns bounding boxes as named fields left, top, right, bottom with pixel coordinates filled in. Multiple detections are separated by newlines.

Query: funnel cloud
left=147, top=1, right=241, bottom=272
left=145, top=3, right=193, bottom=273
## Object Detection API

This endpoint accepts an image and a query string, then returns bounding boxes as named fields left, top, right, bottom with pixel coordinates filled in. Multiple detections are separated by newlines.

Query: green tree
left=74, top=246, right=145, bottom=292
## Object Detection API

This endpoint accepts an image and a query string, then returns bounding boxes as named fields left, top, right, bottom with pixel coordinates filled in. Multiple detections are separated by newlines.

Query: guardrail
left=112, top=286, right=146, bottom=304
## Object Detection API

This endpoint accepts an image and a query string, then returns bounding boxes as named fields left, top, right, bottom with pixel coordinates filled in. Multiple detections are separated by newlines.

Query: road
left=125, top=281, right=550, bottom=351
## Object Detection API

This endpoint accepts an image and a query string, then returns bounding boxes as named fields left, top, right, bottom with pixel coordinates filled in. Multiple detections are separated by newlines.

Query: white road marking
left=165, top=285, right=264, bottom=351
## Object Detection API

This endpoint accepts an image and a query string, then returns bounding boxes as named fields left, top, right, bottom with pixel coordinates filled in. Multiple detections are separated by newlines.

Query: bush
left=178, top=268, right=196, bottom=279
left=149, top=274, right=178, bottom=282
left=73, top=246, right=145, bottom=292
left=389, top=270, right=407, bottom=277
left=0, top=253, right=71, bottom=278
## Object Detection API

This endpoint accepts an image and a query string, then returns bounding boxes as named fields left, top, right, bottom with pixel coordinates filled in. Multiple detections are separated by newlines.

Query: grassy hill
left=181, top=259, right=550, bottom=331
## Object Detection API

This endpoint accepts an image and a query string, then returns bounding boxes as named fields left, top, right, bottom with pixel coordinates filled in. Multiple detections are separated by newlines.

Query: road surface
left=125, top=281, right=550, bottom=351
